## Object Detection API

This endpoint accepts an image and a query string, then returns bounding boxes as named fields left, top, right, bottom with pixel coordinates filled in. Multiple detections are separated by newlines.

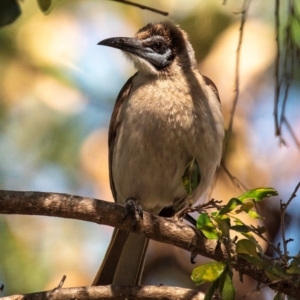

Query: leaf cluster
left=190, top=188, right=300, bottom=300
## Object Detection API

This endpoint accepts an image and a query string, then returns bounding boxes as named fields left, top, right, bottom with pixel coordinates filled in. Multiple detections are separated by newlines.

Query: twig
left=274, top=0, right=300, bottom=147
left=274, top=0, right=281, bottom=137
left=221, top=162, right=248, bottom=191
left=282, top=117, right=300, bottom=149
left=224, top=0, right=252, bottom=153
left=237, top=278, right=288, bottom=300
left=280, top=182, right=300, bottom=258
left=56, top=275, right=66, bottom=289
left=108, top=0, right=168, bottom=16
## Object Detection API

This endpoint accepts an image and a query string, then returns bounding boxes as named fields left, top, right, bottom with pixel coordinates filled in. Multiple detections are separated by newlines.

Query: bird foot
left=123, top=197, right=143, bottom=229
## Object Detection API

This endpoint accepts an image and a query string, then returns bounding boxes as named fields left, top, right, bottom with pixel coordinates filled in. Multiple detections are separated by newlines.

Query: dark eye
left=152, top=42, right=165, bottom=53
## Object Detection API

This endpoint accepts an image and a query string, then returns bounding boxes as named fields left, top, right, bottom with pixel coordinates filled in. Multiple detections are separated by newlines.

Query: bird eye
left=152, top=41, right=165, bottom=53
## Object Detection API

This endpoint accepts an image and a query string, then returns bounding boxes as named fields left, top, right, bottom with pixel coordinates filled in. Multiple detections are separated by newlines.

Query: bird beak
left=98, top=37, right=143, bottom=56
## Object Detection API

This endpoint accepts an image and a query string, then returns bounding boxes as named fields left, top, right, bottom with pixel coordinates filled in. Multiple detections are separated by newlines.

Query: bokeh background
left=0, top=0, right=299, bottom=299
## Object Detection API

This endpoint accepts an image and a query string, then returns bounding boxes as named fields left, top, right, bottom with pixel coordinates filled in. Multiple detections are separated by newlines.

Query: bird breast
left=112, top=71, right=224, bottom=214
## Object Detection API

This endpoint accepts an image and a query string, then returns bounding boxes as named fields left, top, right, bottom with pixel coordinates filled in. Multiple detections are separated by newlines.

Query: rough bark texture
left=0, top=190, right=299, bottom=298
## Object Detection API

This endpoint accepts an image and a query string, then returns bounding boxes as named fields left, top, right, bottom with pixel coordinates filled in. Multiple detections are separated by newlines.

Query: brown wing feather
left=202, top=75, right=220, bottom=103
left=108, top=73, right=138, bottom=201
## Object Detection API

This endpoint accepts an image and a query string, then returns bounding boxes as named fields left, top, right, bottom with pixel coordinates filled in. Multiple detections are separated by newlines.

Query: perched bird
left=91, top=21, right=224, bottom=286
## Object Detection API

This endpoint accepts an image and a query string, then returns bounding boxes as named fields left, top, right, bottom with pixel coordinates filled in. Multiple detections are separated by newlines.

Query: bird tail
left=91, top=228, right=149, bottom=285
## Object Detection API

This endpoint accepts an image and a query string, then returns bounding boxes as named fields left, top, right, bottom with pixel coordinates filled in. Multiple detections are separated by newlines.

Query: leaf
left=213, top=216, right=230, bottom=239
left=37, top=0, right=52, bottom=13
left=0, top=0, right=21, bottom=27
left=204, top=279, right=219, bottom=300
left=235, top=201, right=254, bottom=213
left=287, top=258, right=300, bottom=275
left=191, top=262, right=226, bottom=285
left=182, top=158, right=201, bottom=196
left=240, top=232, right=264, bottom=255
left=235, top=239, right=269, bottom=268
left=219, top=198, right=242, bottom=215
left=265, top=264, right=289, bottom=281
left=231, top=225, right=250, bottom=233
left=236, top=239, right=259, bottom=258
left=255, top=226, right=267, bottom=234
left=273, top=292, right=285, bottom=300
left=238, top=187, right=278, bottom=202
left=239, top=253, right=269, bottom=269
left=219, top=266, right=235, bottom=300
left=197, top=213, right=219, bottom=240
left=248, top=209, right=264, bottom=220
left=236, top=238, right=268, bottom=268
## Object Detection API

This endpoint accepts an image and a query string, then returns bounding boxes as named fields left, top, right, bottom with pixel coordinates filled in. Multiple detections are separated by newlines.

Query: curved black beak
left=98, top=37, right=143, bottom=56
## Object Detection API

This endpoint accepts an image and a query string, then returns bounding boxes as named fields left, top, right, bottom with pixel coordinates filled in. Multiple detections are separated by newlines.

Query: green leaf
left=231, top=225, right=250, bottom=233
left=236, top=239, right=259, bottom=258
left=213, top=216, right=230, bottom=239
left=248, top=209, right=264, bottom=220
left=238, top=187, right=278, bottom=202
left=182, top=158, right=201, bottom=196
left=191, top=262, right=226, bottom=285
left=255, top=226, right=267, bottom=234
left=236, top=201, right=254, bottom=213
left=287, top=258, right=300, bottom=275
left=265, top=263, right=289, bottom=281
left=219, top=198, right=242, bottom=215
left=273, top=292, right=285, bottom=300
left=197, top=213, right=219, bottom=240
left=239, top=253, right=269, bottom=269
left=219, top=266, right=235, bottom=300
left=37, top=0, right=52, bottom=13
left=236, top=239, right=269, bottom=268
left=204, top=279, right=219, bottom=300
left=240, top=232, right=264, bottom=255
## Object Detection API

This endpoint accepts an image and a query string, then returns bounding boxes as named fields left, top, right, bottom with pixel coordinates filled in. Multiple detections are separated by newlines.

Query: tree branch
left=0, top=190, right=299, bottom=297
left=0, top=285, right=205, bottom=300
left=108, top=0, right=168, bottom=16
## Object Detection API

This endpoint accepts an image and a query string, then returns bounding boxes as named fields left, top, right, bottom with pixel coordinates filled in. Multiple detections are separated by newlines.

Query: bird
left=91, top=21, right=224, bottom=286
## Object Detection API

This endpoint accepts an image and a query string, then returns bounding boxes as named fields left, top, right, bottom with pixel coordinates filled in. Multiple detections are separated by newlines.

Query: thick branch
left=0, top=190, right=299, bottom=297
left=0, top=190, right=226, bottom=261
left=0, top=285, right=205, bottom=300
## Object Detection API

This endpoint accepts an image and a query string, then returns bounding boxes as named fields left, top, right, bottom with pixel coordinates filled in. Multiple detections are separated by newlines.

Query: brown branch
left=280, top=181, right=300, bottom=258
left=0, top=190, right=228, bottom=262
left=274, top=0, right=281, bottom=137
left=0, top=285, right=205, bottom=300
left=0, top=190, right=300, bottom=297
left=108, top=0, right=168, bottom=16
left=223, top=0, right=252, bottom=158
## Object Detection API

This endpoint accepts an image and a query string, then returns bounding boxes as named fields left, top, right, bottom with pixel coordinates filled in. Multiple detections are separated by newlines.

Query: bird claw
left=123, top=198, right=143, bottom=229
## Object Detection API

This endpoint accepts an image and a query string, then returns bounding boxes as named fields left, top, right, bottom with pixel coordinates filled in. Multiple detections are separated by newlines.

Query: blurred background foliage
left=0, top=0, right=299, bottom=299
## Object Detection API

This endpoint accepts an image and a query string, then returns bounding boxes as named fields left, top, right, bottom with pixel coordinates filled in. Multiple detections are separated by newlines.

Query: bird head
left=98, top=21, right=197, bottom=75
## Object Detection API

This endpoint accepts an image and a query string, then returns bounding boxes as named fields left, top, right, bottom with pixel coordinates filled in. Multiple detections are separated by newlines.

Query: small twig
left=224, top=0, right=252, bottom=154
left=237, top=278, right=288, bottom=300
left=108, top=0, right=168, bottom=16
left=221, top=162, right=248, bottom=191
left=56, top=275, right=66, bottom=289
left=283, top=117, right=300, bottom=149
left=274, top=0, right=300, bottom=147
left=248, top=224, right=284, bottom=259
left=274, top=0, right=281, bottom=137
left=280, top=182, right=300, bottom=258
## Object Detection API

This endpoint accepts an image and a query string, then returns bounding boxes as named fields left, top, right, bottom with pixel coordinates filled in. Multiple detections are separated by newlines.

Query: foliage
left=189, top=187, right=300, bottom=300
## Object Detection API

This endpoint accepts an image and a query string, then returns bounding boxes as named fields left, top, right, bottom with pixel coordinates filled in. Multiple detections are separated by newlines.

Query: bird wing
left=202, top=75, right=220, bottom=103
left=108, top=73, right=138, bottom=201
